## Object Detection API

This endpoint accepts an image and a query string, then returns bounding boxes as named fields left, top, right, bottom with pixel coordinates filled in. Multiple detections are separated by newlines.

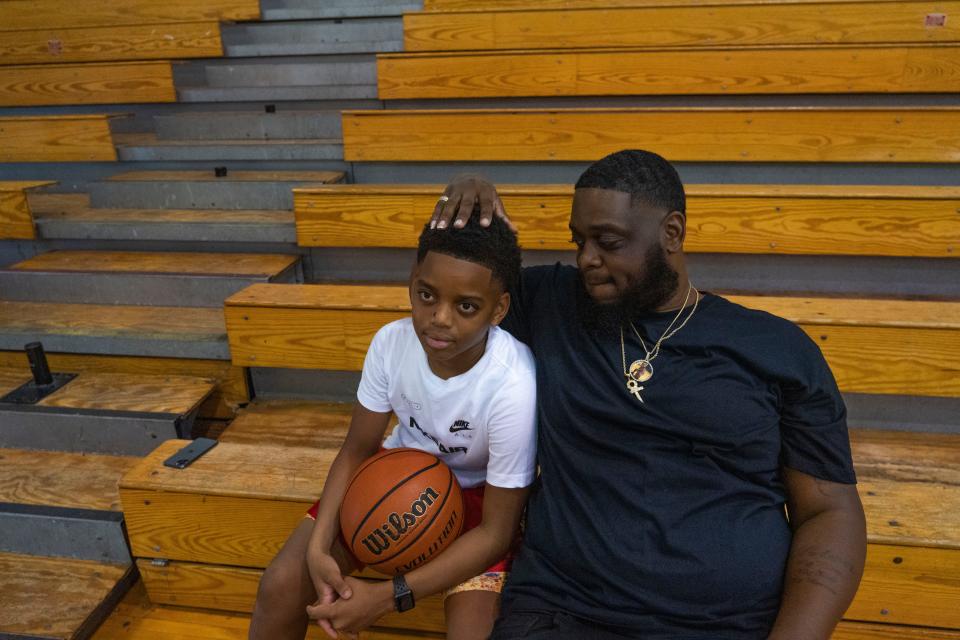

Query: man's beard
left=575, top=243, right=680, bottom=336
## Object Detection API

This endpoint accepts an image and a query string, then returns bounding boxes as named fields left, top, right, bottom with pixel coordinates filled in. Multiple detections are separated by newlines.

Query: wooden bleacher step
left=0, top=367, right=215, bottom=455
left=0, top=115, right=119, bottom=163
left=0, top=180, right=55, bottom=240
left=258, top=0, right=420, bottom=21
left=29, top=193, right=295, bottom=244
left=377, top=44, right=960, bottom=99
left=403, top=3, right=960, bottom=51
left=0, top=552, right=135, bottom=640
left=113, top=132, right=344, bottom=162
left=421, top=0, right=930, bottom=9
left=293, top=184, right=960, bottom=258
left=341, top=107, right=960, bottom=163
left=224, top=284, right=960, bottom=398
left=0, top=301, right=228, bottom=360
left=0, top=446, right=137, bottom=563
left=219, top=399, right=351, bottom=449
left=0, top=61, right=177, bottom=108
left=1, top=250, right=301, bottom=307
left=119, top=430, right=960, bottom=637
left=87, top=170, right=344, bottom=211
left=0, top=0, right=260, bottom=31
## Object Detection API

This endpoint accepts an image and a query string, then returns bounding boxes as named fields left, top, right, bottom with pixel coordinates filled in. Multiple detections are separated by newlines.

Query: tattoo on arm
left=788, top=544, right=856, bottom=596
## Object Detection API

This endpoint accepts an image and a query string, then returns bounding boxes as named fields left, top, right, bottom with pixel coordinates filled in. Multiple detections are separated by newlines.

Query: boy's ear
left=490, top=291, right=510, bottom=326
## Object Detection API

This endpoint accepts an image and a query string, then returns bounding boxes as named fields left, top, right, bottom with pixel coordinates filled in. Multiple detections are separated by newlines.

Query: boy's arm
left=307, top=483, right=531, bottom=633
left=306, top=405, right=391, bottom=616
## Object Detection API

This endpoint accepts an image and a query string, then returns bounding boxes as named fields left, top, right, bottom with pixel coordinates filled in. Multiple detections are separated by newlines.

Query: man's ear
left=662, top=211, right=686, bottom=254
left=491, top=291, right=511, bottom=326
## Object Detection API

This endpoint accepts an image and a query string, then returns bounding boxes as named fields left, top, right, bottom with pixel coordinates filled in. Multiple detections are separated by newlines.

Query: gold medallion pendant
left=629, top=359, right=654, bottom=383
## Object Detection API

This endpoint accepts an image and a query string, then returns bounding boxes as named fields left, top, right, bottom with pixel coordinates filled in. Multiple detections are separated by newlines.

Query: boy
left=249, top=212, right=537, bottom=640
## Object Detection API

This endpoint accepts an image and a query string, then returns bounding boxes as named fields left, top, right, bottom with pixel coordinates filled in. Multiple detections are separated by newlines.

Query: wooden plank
left=0, top=0, right=259, bottom=31
left=0, top=552, right=129, bottom=639
left=0, top=61, right=176, bottom=107
left=0, top=368, right=31, bottom=397
left=0, top=447, right=138, bottom=511
left=0, top=301, right=225, bottom=341
left=0, top=351, right=247, bottom=420
left=294, top=184, right=960, bottom=258
left=342, top=108, right=960, bottom=163
left=378, top=44, right=960, bottom=98
left=38, top=371, right=215, bottom=415
left=0, top=115, right=117, bottom=162
left=225, top=285, right=960, bottom=396
left=403, top=3, right=960, bottom=51
left=834, top=621, right=960, bottom=639
left=137, top=560, right=446, bottom=633
left=0, top=22, right=222, bottom=65
left=0, top=180, right=55, bottom=240
left=13, top=250, right=299, bottom=277
left=846, top=544, right=960, bottom=628
left=220, top=400, right=352, bottom=449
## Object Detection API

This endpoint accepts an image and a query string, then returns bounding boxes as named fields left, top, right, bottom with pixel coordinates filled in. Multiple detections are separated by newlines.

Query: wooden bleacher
left=294, top=184, right=960, bottom=257
left=223, top=283, right=960, bottom=398
left=342, top=107, right=960, bottom=162
left=378, top=44, right=960, bottom=99
left=421, top=0, right=925, bottom=8
left=0, top=115, right=119, bottom=162
left=0, top=181, right=55, bottom=240
left=402, top=2, right=960, bottom=51
left=118, top=423, right=960, bottom=638
left=0, top=0, right=259, bottom=30
left=0, top=61, right=176, bottom=107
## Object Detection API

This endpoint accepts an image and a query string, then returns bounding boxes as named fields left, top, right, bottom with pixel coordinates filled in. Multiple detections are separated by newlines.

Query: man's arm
left=768, top=466, right=866, bottom=640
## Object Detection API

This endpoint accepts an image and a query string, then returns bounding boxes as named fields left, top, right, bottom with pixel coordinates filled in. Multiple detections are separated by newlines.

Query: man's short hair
left=575, top=149, right=686, bottom=215
left=417, top=210, right=521, bottom=292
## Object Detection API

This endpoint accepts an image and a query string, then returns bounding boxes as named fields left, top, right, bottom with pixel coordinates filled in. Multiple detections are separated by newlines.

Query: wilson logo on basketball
left=361, top=487, right=441, bottom=556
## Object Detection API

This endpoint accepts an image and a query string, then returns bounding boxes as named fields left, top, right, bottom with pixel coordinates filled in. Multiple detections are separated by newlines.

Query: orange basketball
left=340, top=448, right=465, bottom=575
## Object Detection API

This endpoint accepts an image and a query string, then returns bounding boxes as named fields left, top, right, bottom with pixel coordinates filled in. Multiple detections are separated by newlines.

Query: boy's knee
left=256, top=559, right=305, bottom=609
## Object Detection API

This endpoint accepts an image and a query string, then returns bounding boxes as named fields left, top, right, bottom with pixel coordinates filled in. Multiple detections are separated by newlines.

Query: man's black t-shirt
left=499, top=264, right=856, bottom=639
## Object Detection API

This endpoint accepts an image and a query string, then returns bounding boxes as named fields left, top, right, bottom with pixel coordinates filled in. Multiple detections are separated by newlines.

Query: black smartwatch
left=392, top=575, right=415, bottom=612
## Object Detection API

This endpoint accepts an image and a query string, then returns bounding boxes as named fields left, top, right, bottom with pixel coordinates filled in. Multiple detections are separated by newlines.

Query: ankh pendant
left=628, top=359, right=654, bottom=383
left=626, top=378, right=645, bottom=403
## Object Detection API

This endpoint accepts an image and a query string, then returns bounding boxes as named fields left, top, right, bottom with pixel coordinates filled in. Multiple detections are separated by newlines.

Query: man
left=430, top=150, right=866, bottom=639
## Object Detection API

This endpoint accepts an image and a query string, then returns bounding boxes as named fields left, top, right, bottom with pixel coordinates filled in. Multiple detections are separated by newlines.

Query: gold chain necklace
left=620, top=282, right=700, bottom=403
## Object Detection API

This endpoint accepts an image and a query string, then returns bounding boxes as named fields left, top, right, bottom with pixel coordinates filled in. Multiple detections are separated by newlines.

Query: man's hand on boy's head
left=306, top=576, right=394, bottom=636
left=430, top=174, right=516, bottom=233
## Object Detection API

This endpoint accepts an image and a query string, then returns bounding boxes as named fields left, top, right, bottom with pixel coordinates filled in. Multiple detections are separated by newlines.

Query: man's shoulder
left=705, top=293, right=822, bottom=360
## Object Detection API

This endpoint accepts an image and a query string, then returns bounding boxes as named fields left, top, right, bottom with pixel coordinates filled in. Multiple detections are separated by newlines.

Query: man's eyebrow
left=568, top=222, right=630, bottom=234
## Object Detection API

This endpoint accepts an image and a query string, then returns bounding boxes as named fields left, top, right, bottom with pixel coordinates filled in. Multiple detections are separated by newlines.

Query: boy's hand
left=306, top=577, right=394, bottom=635
left=306, top=544, right=352, bottom=639
left=430, top=174, right=516, bottom=232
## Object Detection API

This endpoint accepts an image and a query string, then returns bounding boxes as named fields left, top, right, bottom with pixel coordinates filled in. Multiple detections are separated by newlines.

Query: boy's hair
left=575, top=149, right=686, bottom=215
left=417, top=209, right=521, bottom=293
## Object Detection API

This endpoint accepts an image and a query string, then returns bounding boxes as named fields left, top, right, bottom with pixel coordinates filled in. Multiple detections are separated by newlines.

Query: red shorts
left=306, top=483, right=518, bottom=576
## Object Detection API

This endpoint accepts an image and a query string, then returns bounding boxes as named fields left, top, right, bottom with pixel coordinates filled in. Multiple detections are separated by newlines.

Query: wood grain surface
left=13, top=250, right=299, bottom=277
left=220, top=400, right=353, bottom=448
left=0, top=0, right=259, bottom=31
left=0, top=115, right=117, bottom=162
left=294, top=184, right=960, bottom=257
left=38, top=371, right=215, bottom=414
left=403, top=3, right=960, bottom=51
left=0, top=61, right=176, bottom=107
left=0, top=300, right=226, bottom=341
left=0, top=368, right=31, bottom=397
left=0, top=351, right=247, bottom=420
left=342, top=107, right=960, bottom=163
left=137, top=559, right=446, bottom=632
left=0, top=22, right=222, bottom=65
left=379, top=45, right=960, bottom=98
left=0, top=552, right=129, bottom=638
left=424, top=0, right=924, bottom=8
left=0, top=190, right=35, bottom=240
left=0, top=447, right=138, bottom=511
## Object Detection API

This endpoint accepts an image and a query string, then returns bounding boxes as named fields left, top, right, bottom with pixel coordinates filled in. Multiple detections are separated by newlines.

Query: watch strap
left=392, top=575, right=415, bottom=612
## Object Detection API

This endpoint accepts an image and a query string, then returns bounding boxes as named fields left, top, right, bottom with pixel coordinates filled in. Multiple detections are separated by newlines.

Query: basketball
left=340, top=448, right=465, bottom=575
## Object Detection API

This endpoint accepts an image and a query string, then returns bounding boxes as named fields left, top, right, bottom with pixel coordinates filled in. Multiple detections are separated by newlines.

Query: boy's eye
left=418, top=290, right=434, bottom=302
left=458, top=302, right=477, bottom=313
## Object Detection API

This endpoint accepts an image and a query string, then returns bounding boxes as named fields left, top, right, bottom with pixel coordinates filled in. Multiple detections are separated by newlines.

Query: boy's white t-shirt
left=357, top=318, right=537, bottom=490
